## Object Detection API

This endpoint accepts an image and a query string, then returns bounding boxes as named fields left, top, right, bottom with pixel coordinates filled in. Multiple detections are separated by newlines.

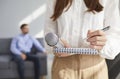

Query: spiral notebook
left=53, top=48, right=99, bottom=55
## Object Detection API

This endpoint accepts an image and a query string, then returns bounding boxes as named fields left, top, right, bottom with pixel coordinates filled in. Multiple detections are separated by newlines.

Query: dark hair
left=20, top=24, right=28, bottom=29
left=51, top=0, right=104, bottom=21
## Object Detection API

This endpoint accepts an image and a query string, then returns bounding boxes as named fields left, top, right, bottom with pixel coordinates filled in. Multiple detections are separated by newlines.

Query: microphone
left=45, top=32, right=64, bottom=48
left=45, top=32, right=99, bottom=55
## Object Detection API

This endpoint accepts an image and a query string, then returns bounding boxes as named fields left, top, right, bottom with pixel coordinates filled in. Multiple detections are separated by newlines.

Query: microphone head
left=45, top=32, right=59, bottom=46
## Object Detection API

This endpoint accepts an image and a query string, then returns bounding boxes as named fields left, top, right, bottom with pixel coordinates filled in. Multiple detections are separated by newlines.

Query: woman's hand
left=54, top=38, right=72, bottom=57
left=87, top=30, right=107, bottom=50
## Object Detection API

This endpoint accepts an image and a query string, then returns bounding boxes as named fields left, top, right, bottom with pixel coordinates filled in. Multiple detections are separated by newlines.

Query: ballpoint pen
left=84, top=26, right=111, bottom=40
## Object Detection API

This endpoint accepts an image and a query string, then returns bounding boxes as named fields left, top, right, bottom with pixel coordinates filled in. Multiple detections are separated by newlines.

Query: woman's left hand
left=87, top=30, right=107, bottom=50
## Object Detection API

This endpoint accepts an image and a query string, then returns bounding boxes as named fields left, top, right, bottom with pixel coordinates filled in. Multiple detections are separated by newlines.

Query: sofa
left=0, top=38, right=47, bottom=79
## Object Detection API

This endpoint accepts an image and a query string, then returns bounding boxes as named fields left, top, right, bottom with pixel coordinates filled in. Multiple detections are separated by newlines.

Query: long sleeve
left=44, top=0, right=58, bottom=53
left=17, top=40, right=29, bottom=52
left=99, top=0, right=120, bottom=59
left=32, top=37, right=45, bottom=52
left=10, top=37, right=22, bottom=55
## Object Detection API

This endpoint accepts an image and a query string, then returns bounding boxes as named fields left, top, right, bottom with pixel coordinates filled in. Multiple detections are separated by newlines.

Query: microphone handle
left=53, top=48, right=99, bottom=55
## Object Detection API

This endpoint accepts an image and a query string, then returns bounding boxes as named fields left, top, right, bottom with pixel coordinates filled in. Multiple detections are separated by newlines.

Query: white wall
left=0, top=0, right=46, bottom=38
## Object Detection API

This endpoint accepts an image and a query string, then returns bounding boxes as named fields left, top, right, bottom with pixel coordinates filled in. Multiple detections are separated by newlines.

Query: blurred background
left=0, top=0, right=120, bottom=79
left=0, top=0, right=46, bottom=38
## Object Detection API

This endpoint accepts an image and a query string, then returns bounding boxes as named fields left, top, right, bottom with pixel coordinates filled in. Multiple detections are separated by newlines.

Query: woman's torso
left=56, top=0, right=107, bottom=48
left=51, top=0, right=108, bottom=71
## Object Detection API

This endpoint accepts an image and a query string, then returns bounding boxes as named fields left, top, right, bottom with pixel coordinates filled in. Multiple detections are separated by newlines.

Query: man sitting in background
left=10, top=24, right=46, bottom=79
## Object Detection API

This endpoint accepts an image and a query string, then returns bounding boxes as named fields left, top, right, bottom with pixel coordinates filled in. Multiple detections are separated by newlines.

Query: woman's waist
left=55, top=54, right=105, bottom=69
left=77, top=54, right=105, bottom=69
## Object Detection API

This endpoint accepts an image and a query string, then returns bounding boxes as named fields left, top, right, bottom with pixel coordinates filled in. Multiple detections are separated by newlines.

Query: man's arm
left=32, top=37, right=46, bottom=53
left=10, top=37, right=22, bottom=55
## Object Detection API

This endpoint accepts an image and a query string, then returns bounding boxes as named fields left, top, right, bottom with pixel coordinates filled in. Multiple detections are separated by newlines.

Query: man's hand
left=54, top=39, right=72, bottom=57
left=87, top=30, right=107, bottom=50
left=21, top=53, right=27, bottom=60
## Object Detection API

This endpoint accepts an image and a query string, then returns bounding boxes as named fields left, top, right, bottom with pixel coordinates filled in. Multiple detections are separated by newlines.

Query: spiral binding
left=53, top=48, right=99, bottom=55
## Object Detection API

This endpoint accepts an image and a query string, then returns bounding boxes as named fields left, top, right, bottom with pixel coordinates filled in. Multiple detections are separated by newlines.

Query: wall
left=0, top=0, right=46, bottom=38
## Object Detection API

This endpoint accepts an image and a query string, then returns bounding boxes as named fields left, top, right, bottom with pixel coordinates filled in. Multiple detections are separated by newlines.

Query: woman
left=44, top=0, right=120, bottom=79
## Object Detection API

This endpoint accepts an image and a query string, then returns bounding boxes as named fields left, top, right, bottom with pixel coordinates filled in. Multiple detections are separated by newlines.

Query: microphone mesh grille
left=45, top=33, right=59, bottom=46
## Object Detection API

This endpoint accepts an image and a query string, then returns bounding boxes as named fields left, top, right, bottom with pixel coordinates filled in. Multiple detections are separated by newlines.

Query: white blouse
left=44, top=0, right=120, bottom=59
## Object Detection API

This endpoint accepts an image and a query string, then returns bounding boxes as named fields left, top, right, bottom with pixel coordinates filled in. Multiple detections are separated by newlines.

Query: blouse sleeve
left=44, top=0, right=58, bottom=53
left=99, top=0, right=120, bottom=59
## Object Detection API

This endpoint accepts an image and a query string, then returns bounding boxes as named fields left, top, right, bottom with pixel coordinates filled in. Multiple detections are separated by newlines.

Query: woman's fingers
left=54, top=53, right=60, bottom=57
left=54, top=39, right=72, bottom=57
left=88, top=30, right=105, bottom=38
left=87, top=36, right=107, bottom=42
left=54, top=53, right=72, bottom=57
left=87, top=30, right=107, bottom=50
left=59, top=53, right=72, bottom=57
left=90, top=41, right=106, bottom=46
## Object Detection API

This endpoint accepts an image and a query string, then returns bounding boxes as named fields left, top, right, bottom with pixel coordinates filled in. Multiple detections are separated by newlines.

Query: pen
left=84, top=26, right=111, bottom=40
left=101, top=26, right=110, bottom=31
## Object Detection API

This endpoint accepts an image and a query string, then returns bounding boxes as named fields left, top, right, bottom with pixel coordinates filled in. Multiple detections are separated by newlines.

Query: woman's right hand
left=54, top=38, right=73, bottom=57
